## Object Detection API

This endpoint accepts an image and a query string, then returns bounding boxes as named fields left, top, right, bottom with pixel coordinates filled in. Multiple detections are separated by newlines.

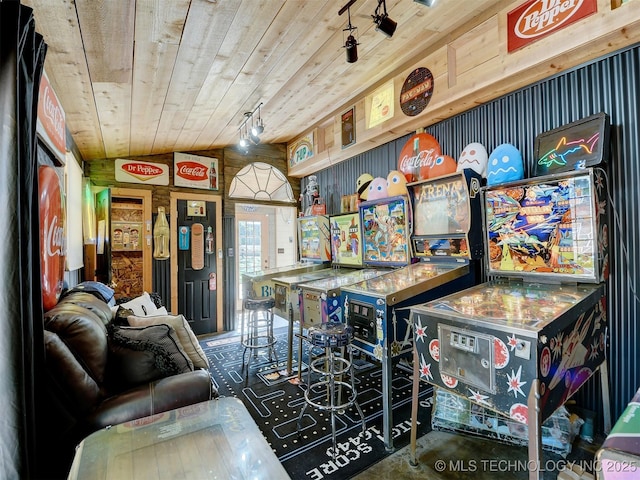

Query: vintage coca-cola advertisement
left=397, top=132, right=442, bottom=183
left=174, top=152, right=218, bottom=190
left=37, top=70, right=66, bottom=164
left=39, top=165, right=66, bottom=311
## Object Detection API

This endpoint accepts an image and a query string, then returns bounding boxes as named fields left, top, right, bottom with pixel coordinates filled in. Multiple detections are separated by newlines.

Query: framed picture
left=341, top=106, right=356, bottom=149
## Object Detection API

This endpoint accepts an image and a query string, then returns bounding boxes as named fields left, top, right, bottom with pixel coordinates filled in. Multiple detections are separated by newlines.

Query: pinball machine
left=341, top=170, right=484, bottom=449
left=298, top=211, right=392, bottom=327
left=241, top=262, right=327, bottom=300
left=408, top=167, right=611, bottom=480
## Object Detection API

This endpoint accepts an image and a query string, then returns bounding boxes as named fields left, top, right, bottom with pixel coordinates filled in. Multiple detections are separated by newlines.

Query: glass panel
left=238, top=220, right=262, bottom=277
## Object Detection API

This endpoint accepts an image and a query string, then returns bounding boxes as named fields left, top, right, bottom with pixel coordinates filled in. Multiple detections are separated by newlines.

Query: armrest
left=85, top=369, right=215, bottom=430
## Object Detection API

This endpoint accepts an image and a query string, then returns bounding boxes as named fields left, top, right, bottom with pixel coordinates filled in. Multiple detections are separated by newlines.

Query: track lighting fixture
left=339, top=0, right=359, bottom=63
left=237, top=102, right=264, bottom=150
left=372, top=0, right=396, bottom=38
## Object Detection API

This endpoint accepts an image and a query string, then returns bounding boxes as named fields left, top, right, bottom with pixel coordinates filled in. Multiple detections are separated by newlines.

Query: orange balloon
left=429, top=155, right=457, bottom=179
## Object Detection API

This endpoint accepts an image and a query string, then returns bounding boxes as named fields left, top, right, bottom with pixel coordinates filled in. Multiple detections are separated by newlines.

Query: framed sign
left=288, top=131, right=315, bottom=168
left=507, top=0, right=597, bottom=53
left=533, top=112, right=610, bottom=176
left=367, top=81, right=394, bottom=128
left=174, top=152, right=218, bottom=191
left=400, top=67, right=434, bottom=117
left=341, top=106, right=355, bottom=149
left=116, top=159, right=169, bottom=185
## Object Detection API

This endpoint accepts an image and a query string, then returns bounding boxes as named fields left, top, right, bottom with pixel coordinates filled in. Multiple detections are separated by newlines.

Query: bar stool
left=297, top=322, right=366, bottom=458
left=241, top=297, right=278, bottom=377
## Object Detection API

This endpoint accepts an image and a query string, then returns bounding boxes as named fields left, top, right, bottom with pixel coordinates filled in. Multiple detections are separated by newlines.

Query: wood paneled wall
left=84, top=143, right=300, bottom=217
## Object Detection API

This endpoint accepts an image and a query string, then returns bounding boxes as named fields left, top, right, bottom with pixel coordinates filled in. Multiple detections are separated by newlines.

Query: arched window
left=229, top=162, right=295, bottom=202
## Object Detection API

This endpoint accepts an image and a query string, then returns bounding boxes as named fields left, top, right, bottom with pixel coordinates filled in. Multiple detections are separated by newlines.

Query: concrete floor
left=217, top=313, right=603, bottom=480
left=351, top=429, right=603, bottom=480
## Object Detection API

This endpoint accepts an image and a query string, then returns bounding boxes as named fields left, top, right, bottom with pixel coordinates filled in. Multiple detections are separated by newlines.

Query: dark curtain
left=0, top=1, right=47, bottom=478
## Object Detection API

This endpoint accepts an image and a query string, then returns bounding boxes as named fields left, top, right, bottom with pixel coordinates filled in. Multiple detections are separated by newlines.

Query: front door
left=170, top=192, right=223, bottom=335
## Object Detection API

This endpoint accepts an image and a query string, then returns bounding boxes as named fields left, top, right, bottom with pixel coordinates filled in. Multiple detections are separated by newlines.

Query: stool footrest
left=304, top=380, right=358, bottom=411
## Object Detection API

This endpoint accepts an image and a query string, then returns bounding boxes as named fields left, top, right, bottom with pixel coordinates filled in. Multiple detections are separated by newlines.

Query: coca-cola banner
left=39, top=165, right=66, bottom=311
left=174, top=152, right=218, bottom=191
left=397, top=132, right=442, bottom=183
left=115, top=158, right=169, bottom=185
left=37, top=70, right=66, bottom=164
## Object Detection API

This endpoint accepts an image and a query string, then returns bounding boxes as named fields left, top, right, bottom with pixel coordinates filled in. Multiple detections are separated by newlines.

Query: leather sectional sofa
left=41, top=287, right=216, bottom=477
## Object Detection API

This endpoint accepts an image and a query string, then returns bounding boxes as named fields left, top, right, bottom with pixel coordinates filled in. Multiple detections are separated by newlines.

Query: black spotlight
left=374, top=14, right=396, bottom=38
left=345, top=34, right=358, bottom=63
left=372, top=0, right=396, bottom=38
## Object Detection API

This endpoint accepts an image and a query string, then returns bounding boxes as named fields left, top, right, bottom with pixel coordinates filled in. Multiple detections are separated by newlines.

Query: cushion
left=127, top=314, right=209, bottom=369
left=107, top=324, right=194, bottom=390
left=118, top=292, right=158, bottom=316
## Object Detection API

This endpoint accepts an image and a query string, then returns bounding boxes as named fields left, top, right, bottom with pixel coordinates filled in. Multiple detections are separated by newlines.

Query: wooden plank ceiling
left=23, top=0, right=506, bottom=162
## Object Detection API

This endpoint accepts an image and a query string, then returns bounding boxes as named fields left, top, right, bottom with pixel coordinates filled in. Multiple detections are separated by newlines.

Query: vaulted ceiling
left=23, top=0, right=508, bottom=162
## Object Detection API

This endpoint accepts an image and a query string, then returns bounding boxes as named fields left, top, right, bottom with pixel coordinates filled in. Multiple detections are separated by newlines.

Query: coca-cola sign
left=176, top=162, right=207, bottom=181
left=397, top=133, right=442, bottom=183
left=37, top=71, right=66, bottom=159
left=507, top=0, right=597, bottom=52
left=115, top=159, right=169, bottom=185
left=173, top=152, right=219, bottom=191
left=39, top=165, right=66, bottom=311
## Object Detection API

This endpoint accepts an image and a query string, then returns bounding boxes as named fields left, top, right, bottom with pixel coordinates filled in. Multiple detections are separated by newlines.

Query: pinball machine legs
left=527, top=360, right=611, bottom=480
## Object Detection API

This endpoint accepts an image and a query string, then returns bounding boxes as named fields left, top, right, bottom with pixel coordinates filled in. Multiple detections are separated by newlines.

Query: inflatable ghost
left=367, top=177, right=388, bottom=200
left=486, top=143, right=524, bottom=186
left=457, top=142, right=489, bottom=177
left=386, top=170, right=408, bottom=196
left=356, top=173, right=373, bottom=200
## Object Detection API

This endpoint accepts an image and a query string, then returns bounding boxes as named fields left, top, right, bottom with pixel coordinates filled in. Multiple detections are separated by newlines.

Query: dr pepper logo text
left=507, top=0, right=597, bottom=52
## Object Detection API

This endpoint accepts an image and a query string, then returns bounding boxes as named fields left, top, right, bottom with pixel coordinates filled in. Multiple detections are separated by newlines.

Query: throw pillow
left=118, top=292, right=158, bottom=316
left=107, top=324, right=194, bottom=390
left=127, top=314, right=210, bottom=369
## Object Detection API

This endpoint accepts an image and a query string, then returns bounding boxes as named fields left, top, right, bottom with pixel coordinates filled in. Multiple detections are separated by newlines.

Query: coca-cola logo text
left=122, top=162, right=163, bottom=177
left=42, top=86, right=65, bottom=144
left=399, top=148, right=439, bottom=171
left=515, top=0, right=583, bottom=38
left=177, top=161, right=207, bottom=181
left=44, top=214, right=65, bottom=258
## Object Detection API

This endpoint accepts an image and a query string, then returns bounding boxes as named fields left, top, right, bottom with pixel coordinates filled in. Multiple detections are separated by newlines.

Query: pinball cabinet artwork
left=409, top=168, right=612, bottom=480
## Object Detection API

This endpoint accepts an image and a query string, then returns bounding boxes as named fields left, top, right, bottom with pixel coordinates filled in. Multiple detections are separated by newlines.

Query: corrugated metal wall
left=310, top=43, right=640, bottom=425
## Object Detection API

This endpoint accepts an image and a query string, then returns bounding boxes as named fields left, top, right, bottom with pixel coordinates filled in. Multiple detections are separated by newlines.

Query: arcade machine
left=272, top=213, right=344, bottom=376
left=408, top=167, right=611, bottom=479
left=341, top=170, right=484, bottom=450
left=241, top=262, right=325, bottom=300
left=296, top=211, right=393, bottom=381
left=299, top=211, right=391, bottom=327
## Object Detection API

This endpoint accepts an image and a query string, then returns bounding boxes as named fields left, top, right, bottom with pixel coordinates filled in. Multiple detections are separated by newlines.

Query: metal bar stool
left=297, top=322, right=366, bottom=458
left=241, top=297, right=278, bottom=378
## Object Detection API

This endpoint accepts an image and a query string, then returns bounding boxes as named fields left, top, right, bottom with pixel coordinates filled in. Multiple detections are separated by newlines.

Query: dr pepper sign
left=39, top=165, right=66, bottom=311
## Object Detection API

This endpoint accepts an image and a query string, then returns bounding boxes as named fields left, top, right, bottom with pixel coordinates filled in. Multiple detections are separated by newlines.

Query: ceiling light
left=251, top=123, right=264, bottom=136
left=339, top=1, right=359, bottom=63
left=237, top=102, right=264, bottom=150
left=373, top=0, right=396, bottom=38
left=414, top=0, right=436, bottom=6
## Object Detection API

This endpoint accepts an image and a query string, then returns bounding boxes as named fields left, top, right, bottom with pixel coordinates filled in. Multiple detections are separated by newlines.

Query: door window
left=238, top=220, right=262, bottom=274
